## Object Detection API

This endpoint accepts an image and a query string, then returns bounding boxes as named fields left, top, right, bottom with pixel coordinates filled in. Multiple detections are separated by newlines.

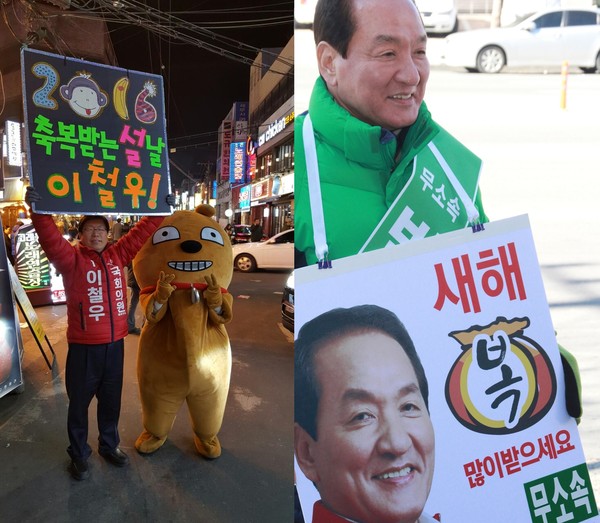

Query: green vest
left=295, top=77, right=487, bottom=265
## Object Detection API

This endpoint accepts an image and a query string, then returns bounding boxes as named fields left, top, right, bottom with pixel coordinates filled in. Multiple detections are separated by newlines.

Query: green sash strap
left=360, top=128, right=483, bottom=253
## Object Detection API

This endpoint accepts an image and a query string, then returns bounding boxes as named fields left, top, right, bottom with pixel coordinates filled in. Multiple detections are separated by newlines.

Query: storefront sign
left=257, top=111, right=294, bottom=146
left=14, top=223, right=50, bottom=290
left=229, top=141, right=246, bottom=183
left=295, top=215, right=598, bottom=523
left=5, top=120, right=22, bottom=167
left=220, top=120, right=232, bottom=181
left=21, top=48, right=171, bottom=215
left=239, top=185, right=251, bottom=211
left=251, top=178, right=272, bottom=202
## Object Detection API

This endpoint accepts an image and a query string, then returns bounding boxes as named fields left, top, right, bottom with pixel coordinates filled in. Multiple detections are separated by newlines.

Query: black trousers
left=65, top=340, right=124, bottom=461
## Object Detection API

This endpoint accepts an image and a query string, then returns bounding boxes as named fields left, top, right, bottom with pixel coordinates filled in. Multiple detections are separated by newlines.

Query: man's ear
left=316, top=41, right=339, bottom=88
left=294, top=422, right=320, bottom=484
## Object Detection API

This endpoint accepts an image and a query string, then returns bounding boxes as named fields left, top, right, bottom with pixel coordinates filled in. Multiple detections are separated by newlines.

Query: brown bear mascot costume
left=133, top=205, right=233, bottom=458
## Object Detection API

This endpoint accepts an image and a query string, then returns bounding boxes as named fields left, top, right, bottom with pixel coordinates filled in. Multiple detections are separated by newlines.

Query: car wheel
left=235, top=254, right=257, bottom=272
left=476, top=46, right=505, bottom=74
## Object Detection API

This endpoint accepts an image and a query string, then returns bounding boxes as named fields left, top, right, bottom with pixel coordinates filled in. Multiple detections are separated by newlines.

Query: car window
left=565, top=11, right=598, bottom=26
left=274, top=230, right=294, bottom=244
left=533, top=11, right=563, bottom=28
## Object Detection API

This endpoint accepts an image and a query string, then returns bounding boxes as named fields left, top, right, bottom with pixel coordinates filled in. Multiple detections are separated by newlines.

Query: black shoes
left=69, top=459, right=90, bottom=481
left=99, top=447, right=130, bottom=467
left=69, top=448, right=128, bottom=479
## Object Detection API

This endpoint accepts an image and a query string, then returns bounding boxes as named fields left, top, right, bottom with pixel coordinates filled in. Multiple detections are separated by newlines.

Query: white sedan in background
left=416, top=0, right=458, bottom=36
left=442, top=8, right=600, bottom=73
left=232, top=229, right=294, bottom=273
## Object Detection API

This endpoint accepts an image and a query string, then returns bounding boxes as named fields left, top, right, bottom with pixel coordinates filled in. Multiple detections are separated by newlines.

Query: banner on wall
left=21, top=48, right=172, bottom=216
left=294, top=215, right=598, bottom=523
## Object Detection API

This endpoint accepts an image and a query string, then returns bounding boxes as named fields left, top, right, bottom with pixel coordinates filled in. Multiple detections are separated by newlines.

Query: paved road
left=0, top=270, right=293, bottom=522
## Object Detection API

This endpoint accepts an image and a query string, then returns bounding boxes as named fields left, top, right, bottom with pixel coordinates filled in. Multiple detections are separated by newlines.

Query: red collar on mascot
left=140, top=281, right=228, bottom=295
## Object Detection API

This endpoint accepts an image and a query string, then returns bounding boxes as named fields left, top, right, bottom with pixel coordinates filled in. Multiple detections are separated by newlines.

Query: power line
left=65, top=0, right=294, bottom=74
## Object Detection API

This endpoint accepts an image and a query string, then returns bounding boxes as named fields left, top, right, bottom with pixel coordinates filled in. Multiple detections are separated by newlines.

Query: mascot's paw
left=194, top=434, right=221, bottom=459
left=135, top=430, right=167, bottom=454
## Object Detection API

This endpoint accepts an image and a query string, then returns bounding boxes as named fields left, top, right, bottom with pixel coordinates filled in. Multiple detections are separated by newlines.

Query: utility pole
left=491, top=0, right=503, bottom=28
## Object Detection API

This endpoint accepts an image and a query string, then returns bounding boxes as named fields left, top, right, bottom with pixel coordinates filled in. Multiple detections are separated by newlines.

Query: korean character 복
left=56, top=122, right=79, bottom=160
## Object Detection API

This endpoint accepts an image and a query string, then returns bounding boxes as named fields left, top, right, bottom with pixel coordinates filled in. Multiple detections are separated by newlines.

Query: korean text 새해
left=464, top=429, right=576, bottom=488
left=434, top=242, right=527, bottom=313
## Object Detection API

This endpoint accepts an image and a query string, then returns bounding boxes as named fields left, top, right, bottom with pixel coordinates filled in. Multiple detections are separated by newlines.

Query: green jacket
left=294, top=77, right=581, bottom=422
left=295, top=76, right=487, bottom=265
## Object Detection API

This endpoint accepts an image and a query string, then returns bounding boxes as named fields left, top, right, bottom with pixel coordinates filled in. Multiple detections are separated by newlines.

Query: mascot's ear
left=195, top=204, right=216, bottom=218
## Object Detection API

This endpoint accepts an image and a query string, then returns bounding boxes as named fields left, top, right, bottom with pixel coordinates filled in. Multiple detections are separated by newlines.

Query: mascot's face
left=134, top=205, right=233, bottom=289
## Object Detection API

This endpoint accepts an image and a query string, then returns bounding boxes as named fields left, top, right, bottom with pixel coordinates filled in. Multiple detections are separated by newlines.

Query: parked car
left=416, top=0, right=458, bottom=36
left=281, top=271, right=294, bottom=333
left=229, top=224, right=251, bottom=244
left=232, top=229, right=294, bottom=273
left=442, top=8, right=600, bottom=74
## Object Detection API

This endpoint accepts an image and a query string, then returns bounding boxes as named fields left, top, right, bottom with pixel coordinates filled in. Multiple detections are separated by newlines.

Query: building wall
left=249, top=37, right=294, bottom=119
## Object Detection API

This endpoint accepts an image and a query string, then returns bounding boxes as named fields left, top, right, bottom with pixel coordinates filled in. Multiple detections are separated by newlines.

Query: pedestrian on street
left=25, top=186, right=174, bottom=481
left=126, top=261, right=141, bottom=335
left=250, top=218, right=263, bottom=242
left=111, top=217, right=124, bottom=242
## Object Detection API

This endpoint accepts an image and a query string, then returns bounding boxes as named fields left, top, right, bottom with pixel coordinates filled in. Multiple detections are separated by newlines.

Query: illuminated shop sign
left=5, top=121, right=22, bottom=167
left=229, top=141, right=246, bottom=184
left=258, top=111, right=294, bottom=147
left=239, top=185, right=251, bottom=210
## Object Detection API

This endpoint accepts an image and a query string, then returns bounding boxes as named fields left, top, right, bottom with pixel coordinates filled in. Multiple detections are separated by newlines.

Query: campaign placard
left=294, top=215, right=598, bottom=523
left=21, top=48, right=171, bottom=215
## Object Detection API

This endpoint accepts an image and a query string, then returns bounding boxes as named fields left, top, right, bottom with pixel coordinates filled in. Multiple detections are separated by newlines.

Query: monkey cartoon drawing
left=60, top=72, right=108, bottom=118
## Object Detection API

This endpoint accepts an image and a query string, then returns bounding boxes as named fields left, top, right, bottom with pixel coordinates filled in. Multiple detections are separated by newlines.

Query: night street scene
left=0, top=0, right=294, bottom=521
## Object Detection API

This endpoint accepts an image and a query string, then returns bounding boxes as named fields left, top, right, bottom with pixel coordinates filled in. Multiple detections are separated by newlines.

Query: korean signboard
left=229, top=141, right=246, bottom=184
left=294, top=215, right=598, bottom=523
left=239, top=185, right=250, bottom=211
left=220, top=120, right=233, bottom=182
left=21, top=48, right=171, bottom=215
left=14, top=223, right=51, bottom=290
